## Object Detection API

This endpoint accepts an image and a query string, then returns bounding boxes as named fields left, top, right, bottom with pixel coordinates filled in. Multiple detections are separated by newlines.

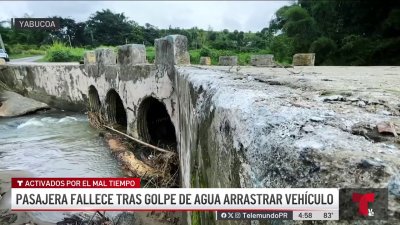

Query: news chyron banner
left=10, top=178, right=388, bottom=221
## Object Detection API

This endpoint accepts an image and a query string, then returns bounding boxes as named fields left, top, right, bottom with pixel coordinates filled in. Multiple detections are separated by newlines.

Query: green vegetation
left=6, top=44, right=46, bottom=59
left=269, top=0, right=400, bottom=65
left=191, top=212, right=201, bottom=225
left=0, top=1, right=399, bottom=65
left=43, top=42, right=86, bottom=62
left=189, top=48, right=271, bottom=65
left=146, top=46, right=155, bottom=63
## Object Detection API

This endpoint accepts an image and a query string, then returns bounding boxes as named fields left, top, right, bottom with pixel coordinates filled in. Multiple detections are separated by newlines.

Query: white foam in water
left=17, top=118, right=45, bottom=129
left=41, top=117, right=58, bottom=123
left=57, top=116, right=78, bottom=123
left=17, top=116, right=81, bottom=129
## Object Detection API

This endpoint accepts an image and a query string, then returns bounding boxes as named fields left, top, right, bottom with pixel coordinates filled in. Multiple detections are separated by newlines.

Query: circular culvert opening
left=105, top=89, right=127, bottom=129
left=88, top=85, right=101, bottom=112
left=137, top=97, right=177, bottom=150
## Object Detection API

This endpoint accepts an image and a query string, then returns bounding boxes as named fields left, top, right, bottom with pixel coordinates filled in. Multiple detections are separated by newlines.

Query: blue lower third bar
left=216, top=211, right=293, bottom=220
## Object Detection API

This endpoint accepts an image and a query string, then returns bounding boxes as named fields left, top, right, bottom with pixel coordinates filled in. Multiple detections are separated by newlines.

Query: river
left=0, top=110, right=123, bottom=222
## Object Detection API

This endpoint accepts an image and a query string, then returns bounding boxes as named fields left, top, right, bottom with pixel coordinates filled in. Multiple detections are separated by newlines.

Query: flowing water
left=0, top=110, right=123, bottom=222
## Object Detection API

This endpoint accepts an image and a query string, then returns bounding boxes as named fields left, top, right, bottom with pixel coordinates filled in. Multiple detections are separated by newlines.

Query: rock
left=247, top=75, right=254, bottom=81
left=310, top=116, right=324, bottom=122
left=377, top=121, right=398, bottom=137
left=292, top=53, right=315, bottom=66
left=324, top=111, right=335, bottom=117
left=358, top=159, right=384, bottom=169
left=199, top=57, right=211, bottom=65
left=0, top=59, right=5, bottom=65
left=302, top=124, right=315, bottom=133
left=357, top=100, right=366, bottom=107
left=219, top=56, right=238, bottom=66
left=0, top=91, right=50, bottom=117
left=347, top=97, right=359, bottom=102
left=377, top=110, right=392, bottom=116
left=250, top=55, right=274, bottom=67
left=322, top=95, right=346, bottom=102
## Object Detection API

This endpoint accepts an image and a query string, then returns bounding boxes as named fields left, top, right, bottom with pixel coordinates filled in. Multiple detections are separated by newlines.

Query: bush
left=371, top=37, right=400, bottom=65
left=270, top=35, right=294, bottom=63
left=39, top=45, right=51, bottom=51
left=7, top=44, right=46, bottom=57
left=309, top=37, right=337, bottom=65
left=26, top=49, right=46, bottom=55
left=45, top=42, right=85, bottom=62
left=237, top=53, right=252, bottom=65
left=189, top=49, right=201, bottom=64
left=336, top=35, right=375, bottom=66
left=199, top=47, right=211, bottom=57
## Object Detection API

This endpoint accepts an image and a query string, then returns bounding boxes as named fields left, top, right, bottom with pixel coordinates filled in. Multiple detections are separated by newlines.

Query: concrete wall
left=250, top=54, right=274, bottom=66
left=293, top=53, right=315, bottom=66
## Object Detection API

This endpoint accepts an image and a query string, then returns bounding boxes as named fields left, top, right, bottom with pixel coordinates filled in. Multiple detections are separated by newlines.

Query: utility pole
left=0, top=34, right=5, bottom=50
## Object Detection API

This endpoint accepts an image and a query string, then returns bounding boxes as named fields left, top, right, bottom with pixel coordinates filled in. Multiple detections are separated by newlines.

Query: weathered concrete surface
left=293, top=53, right=315, bottom=66
left=219, top=56, right=238, bottom=66
left=117, top=44, right=146, bottom=65
left=96, top=48, right=117, bottom=65
left=0, top=64, right=88, bottom=111
left=0, top=90, right=49, bottom=117
left=178, top=65, right=400, bottom=224
left=250, top=54, right=274, bottom=66
left=155, top=35, right=190, bottom=65
left=199, top=57, right=211, bottom=65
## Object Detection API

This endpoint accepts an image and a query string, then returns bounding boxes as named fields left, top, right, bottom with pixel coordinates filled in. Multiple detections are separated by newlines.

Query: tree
left=142, top=23, right=160, bottom=45
left=86, top=9, right=133, bottom=46
left=270, top=0, right=400, bottom=65
left=50, top=17, right=87, bottom=46
left=281, top=5, right=318, bottom=53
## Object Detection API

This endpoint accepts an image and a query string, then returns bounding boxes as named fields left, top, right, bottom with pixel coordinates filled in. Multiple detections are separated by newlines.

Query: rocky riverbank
left=0, top=90, right=50, bottom=118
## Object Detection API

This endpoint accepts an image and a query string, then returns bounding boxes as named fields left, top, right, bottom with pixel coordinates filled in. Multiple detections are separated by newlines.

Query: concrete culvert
left=137, top=97, right=177, bottom=150
left=88, top=85, right=101, bottom=112
left=105, top=89, right=127, bottom=129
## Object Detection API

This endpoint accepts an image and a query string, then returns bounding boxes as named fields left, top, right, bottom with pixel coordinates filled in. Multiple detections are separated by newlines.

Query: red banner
left=11, top=178, right=140, bottom=188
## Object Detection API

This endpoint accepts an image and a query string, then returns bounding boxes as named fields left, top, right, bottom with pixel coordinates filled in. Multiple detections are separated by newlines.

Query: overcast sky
left=0, top=1, right=291, bottom=32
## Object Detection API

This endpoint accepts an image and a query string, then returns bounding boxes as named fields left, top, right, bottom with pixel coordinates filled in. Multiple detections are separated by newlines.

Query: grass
left=146, top=46, right=155, bottom=63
